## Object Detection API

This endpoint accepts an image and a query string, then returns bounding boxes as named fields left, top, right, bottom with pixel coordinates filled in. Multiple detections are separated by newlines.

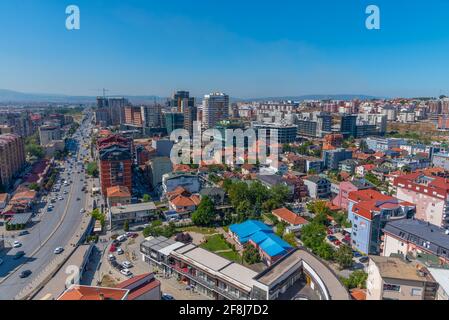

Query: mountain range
left=0, top=89, right=380, bottom=104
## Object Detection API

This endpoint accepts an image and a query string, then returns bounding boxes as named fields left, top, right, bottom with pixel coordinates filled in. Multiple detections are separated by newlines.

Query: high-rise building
left=124, top=106, right=143, bottom=127
left=202, top=92, right=229, bottom=130
left=0, top=134, right=26, bottom=187
left=183, top=102, right=198, bottom=135
left=171, top=91, right=194, bottom=113
left=39, top=125, right=61, bottom=146
left=96, top=97, right=129, bottom=125
left=141, top=104, right=162, bottom=129
left=164, top=112, right=184, bottom=135
left=297, top=112, right=332, bottom=138
left=99, top=144, right=133, bottom=196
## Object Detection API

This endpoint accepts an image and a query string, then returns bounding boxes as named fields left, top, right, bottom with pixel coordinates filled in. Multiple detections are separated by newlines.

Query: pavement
left=0, top=113, right=95, bottom=300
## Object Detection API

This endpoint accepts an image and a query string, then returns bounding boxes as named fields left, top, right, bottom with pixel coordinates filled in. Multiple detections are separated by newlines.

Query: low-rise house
left=58, top=285, right=129, bottom=300
left=162, top=172, right=200, bottom=194
left=168, top=189, right=201, bottom=214
left=115, top=273, right=161, bottom=300
left=367, top=256, right=438, bottom=300
left=303, top=175, right=331, bottom=199
left=382, top=219, right=449, bottom=265
left=339, top=159, right=359, bottom=175
left=228, top=220, right=293, bottom=266
left=106, top=185, right=131, bottom=207
left=109, top=202, right=157, bottom=229
left=355, top=164, right=376, bottom=177
left=272, top=207, right=309, bottom=234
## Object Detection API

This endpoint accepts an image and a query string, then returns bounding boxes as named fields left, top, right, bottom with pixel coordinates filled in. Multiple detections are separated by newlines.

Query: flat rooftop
left=369, top=255, right=434, bottom=282
left=110, top=202, right=157, bottom=214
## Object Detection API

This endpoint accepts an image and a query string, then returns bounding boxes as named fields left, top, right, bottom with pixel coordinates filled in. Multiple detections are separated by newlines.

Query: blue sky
left=0, top=0, right=449, bottom=98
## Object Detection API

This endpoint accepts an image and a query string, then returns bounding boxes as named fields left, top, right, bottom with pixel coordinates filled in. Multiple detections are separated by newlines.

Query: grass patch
left=218, top=250, right=241, bottom=262
left=200, top=234, right=231, bottom=251
left=178, top=226, right=217, bottom=235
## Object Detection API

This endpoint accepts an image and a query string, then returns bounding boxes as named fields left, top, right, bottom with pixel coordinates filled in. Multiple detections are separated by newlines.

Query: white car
left=80, top=209, right=86, bottom=214
left=120, top=269, right=132, bottom=277
left=117, top=248, right=124, bottom=255
left=13, top=241, right=22, bottom=248
left=54, top=247, right=64, bottom=254
left=122, top=261, right=133, bottom=269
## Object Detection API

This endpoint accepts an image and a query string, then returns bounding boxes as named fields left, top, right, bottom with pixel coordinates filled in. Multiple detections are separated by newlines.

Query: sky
left=0, top=0, right=449, bottom=98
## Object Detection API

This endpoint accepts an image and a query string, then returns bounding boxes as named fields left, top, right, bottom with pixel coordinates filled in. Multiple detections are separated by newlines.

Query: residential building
left=148, top=157, right=173, bottom=189
left=331, top=178, right=374, bottom=210
left=322, top=148, right=353, bottom=171
left=228, top=220, right=293, bottom=266
left=272, top=207, right=309, bottom=234
left=164, top=112, right=184, bottom=135
left=39, top=125, right=61, bottom=145
left=0, top=134, right=26, bottom=187
left=339, top=159, right=359, bottom=175
left=99, top=144, right=133, bottom=195
left=382, top=219, right=449, bottom=266
left=167, top=187, right=201, bottom=214
left=202, top=92, right=230, bottom=130
left=124, top=106, right=143, bottom=127
left=58, top=285, right=129, bottom=300
left=303, top=176, right=331, bottom=199
left=393, top=172, right=449, bottom=228
left=366, top=256, right=437, bottom=300
left=348, top=189, right=416, bottom=255
left=432, top=152, right=449, bottom=171
left=96, top=97, right=128, bottom=125
left=115, top=273, right=161, bottom=300
left=251, top=123, right=298, bottom=144
left=141, top=104, right=162, bottom=129
left=297, top=112, right=332, bottom=138
left=109, top=202, right=157, bottom=229
left=256, top=174, right=295, bottom=197
left=162, top=172, right=201, bottom=194
left=106, top=185, right=131, bottom=207
left=355, top=164, right=376, bottom=177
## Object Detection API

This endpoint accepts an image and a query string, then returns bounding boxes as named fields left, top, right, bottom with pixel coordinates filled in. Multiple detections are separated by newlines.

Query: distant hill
left=0, top=89, right=381, bottom=104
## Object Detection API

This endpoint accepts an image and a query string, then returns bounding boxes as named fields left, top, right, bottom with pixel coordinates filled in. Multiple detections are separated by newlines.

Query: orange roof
left=11, top=190, right=37, bottom=202
left=58, top=285, right=128, bottom=300
left=348, top=189, right=392, bottom=203
left=170, top=194, right=201, bottom=208
left=0, top=193, right=8, bottom=202
left=116, top=273, right=161, bottom=300
left=272, top=208, right=308, bottom=226
left=350, top=289, right=366, bottom=300
left=107, top=186, right=131, bottom=198
left=173, top=164, right=193, bottom=172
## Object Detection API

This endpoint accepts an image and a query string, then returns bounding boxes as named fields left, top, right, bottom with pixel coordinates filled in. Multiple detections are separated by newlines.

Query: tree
left=335, top=245, right=354, bottom=270
left=29, top=183, right=40, bottom=191
left=283, top=232, right=297, bottom=247
left=86, top=162, right=99, bottom=177
left=123, top=220, right=129, bottom=232
left=316, top=242, right=335, bottom=261
left=191, top=196, right=215, bottom=226
left=142, top=194, right=151, bottom=203
left=91, top=208, right=106, bottom=227
left=341, top=270, right=368, bottom=289
left=242, top=244, right=261, bottom=264
left=26, top=143, right=44, bottom=159
left=300, top=222, right=326, bottom=252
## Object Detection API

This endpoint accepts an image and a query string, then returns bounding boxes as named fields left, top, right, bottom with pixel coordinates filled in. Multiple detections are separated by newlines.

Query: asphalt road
left=0, top=113, right=94, bottom=299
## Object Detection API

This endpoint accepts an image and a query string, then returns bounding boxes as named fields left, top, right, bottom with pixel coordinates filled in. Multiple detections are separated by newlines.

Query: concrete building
left=251, top=123, right=298, bottom=144
left=347, top=189, right=416, bottom=255
left=99, top=145, right=133, bottom=196
left=394, top=172, right=449, bottom=228
left=39, top=125, right=61, bottom=146
left=322, top=148, right=353, bottom=171
left=202, top=92, right=230, bottom=130
left=432, top=152, right=449, bottom=171
left=303, top=176, right=331, bottom=199
left=382, top=219, right=449, bottom=265
left=331, top=178, right=374, bottom=211
left=164, top=112, right=184, bottom=135
left=365, top=137, right=406, bottom=152
left=367, top=256, right=437, bottom=300
left=109, top=202, right=157, bottom=229
left=297, top=112, right=332, bottom=138
left=106, top=185, right=132, bottom=207
left=141, top=104, right=162, bottom=129
left=162, top=172, right=201, bottom=194
left=0, top=134, right=26, bottom=187
left=148, top=157, right=173, bottom=189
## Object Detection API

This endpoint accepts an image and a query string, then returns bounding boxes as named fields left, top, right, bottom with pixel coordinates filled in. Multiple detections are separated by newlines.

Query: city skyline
left=1, top=0, right=449, bottom=98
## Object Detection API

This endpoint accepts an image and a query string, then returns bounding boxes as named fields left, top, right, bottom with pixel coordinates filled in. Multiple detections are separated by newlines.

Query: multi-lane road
left=0, top=112, right=94, bottom=299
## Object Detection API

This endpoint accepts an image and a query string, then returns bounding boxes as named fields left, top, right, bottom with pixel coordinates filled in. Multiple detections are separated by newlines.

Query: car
left=108, top=254, right=116, bottom=261
left=359, top=256, right=369, bottom=264
left=334, top=240, right=342, bottom=246
left=109, top=245, right=117, bottom=253
left=54, top=247, right=64, bottom=254
left=19, top=270, right=32, bottom=278
left=80, top=209, right=86, bottom=214
left=161, top=293, right=175, bottom=300
left=122, top=261, right=133, bottom=269
left=117, top=248, right=124, bottom=255
left=117, top=235, right=127, bottom=242
left=58, top=197, right=63, bottom=201
left=13, top=241, right=22, bottom=248
left=112, top=239, right=120, bottom=247
left=13, top=251, right=25, bottom=260
left=353, top=251, right=362, bottom=258
left=120, top=268, right=133, bottom=277
left=327, top=235, right=337, bottom=242
left=18, top=230, right=29, bottom=236
left=76, top=197, right=81, bottom=201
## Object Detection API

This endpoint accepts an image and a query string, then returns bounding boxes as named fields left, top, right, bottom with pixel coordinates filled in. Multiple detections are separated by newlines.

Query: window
left=383, top=283, right=401, bottom=292
left=411, top=288, right=422, bottom=296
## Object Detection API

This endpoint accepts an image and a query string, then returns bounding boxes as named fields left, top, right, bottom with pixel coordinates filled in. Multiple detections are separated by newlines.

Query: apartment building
left=393, top=172, right=449, bottom=228
left=39, top=125, right=61, bottom=145
left=202, top=92, right=229, bottom=130
left=99, top=145, right=133, bottom=196
left=0, top=134, right=26, bottom=187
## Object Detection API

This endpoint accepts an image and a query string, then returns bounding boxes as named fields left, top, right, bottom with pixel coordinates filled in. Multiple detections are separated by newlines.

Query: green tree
left=91, top=208, right=106, bottom=227
left=335, top=245, right=354, bottom=270
left=316, top=242, right=335, bottom=261
left=242, top=244, right=261, bottom=264
left=123, top=220, right=129, bottom=232
left=283, top=232, right=297, bottom=247
left=142, top=194, right=151, bottom=203
left=29, top=183, right=40, bottom=191
left=341, top=270, right=368, bottom=289
left=191, top=196, right=215, bottom=226
left=300, top=222, right=326, bottom=252
left=86, top=162, right=99, bottom=177
left=26, top=143, right=44, bottom=159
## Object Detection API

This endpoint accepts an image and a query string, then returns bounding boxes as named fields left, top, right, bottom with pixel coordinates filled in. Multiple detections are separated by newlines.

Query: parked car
left=108, top=254, right=116, bottom=261
left=120, top=269, right=133, bottom=277
left=359, top=256, right=369, bottom=264
left=117, top=235, right=127, bottom=242
left=122, top=261, right=133, bottom=269
left=327, top=235, right=337, bottom=242
left=13, top=241, right=22, bottom=248
left=117, top=248, right=124, bottom=255
left=334, top=240, right=342, bottom=246
left=19, top=270, right=32, bottom=278
left=161, top=293, right=175, bottom=300
left=109, top=245, right=117, bottom=253
left=353, top=251, right=362, bottom=258
left=18, top=231, right=29, bottom=236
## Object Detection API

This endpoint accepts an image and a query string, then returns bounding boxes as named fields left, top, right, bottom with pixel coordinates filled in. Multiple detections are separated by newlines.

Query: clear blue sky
left=1, top=0, right=449, bottom=98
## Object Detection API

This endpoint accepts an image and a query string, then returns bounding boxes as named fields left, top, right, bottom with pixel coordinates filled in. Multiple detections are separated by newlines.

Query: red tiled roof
left=58, top=285, right=128, bottom=300
left=348, top=189, right=392, bottom=203
left=107, top=186, right=131, bottom=198
left=350, top=289, right=366, bottom=300
left=272, top=208, right=308, bottom=226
